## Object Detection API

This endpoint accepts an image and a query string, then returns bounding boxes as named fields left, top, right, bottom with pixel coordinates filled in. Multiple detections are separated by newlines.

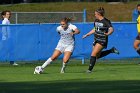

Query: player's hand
left=82, top=35, right=87, bottom=39
left=70, top=32, right=74, bottom=36
left=104, top=33, right=109, bottom=36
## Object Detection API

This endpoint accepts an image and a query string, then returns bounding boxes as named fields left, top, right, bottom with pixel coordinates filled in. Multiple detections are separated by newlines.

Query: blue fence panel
left=38, top=24, right=59, bottom=60
left=108, top=22, right=138, bottom=58
left=0, top=22, right=138, bottom=62
left=13, top=25, right=39, bottom=61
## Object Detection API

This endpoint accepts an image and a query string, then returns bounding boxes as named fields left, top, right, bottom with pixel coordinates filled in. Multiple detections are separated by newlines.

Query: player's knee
left=91, top=52, right=98, bottom=57
left=51, top=57, right=57, bottom=61
left=63, top=58, right=69, bottom=63
left=133, top=43, right=139, bottom=49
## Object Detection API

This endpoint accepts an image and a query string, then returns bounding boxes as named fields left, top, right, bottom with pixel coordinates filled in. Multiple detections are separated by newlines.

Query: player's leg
left=134, top=39, right=140, bottom=55
left=97, top=47, right=119, bottom=59
left=41, top=49, right=62, bottom=69
left=60, top=51, right=72, bottom=73
left=87, top=43, right=104, bottom=73
left=60, top=45, right=73, bottom=73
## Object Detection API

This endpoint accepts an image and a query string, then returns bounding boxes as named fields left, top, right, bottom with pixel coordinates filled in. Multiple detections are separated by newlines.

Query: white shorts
left=55, top=42, right=74, bottom=53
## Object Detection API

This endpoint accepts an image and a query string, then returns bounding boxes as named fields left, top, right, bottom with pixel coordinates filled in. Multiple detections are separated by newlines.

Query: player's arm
left=104, top=20, right=114, bottom=36
left=70, top=24, right=80, bottom=35
left=82, top=28, right=95, bottom=39
left=104, top=27, right=114, bottom=36
left=72, top=28, right=80, bottom=34
left=56, top=26, right=61, bottom=35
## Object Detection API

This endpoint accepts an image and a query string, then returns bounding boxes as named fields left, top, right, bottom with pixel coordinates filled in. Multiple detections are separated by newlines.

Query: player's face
left=3, top=12, right=11, bottom=19
left=60, top=21, right=67, bottom=29
left=94, top=11, right=100, bottom=19
left=137, top=6, right=140, bottom=12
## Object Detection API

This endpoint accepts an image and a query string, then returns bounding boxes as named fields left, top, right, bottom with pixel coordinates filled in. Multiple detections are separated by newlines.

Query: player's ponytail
left=61, top=17, right=73, bottom=23
left=95, top=7, right=105, bottom=16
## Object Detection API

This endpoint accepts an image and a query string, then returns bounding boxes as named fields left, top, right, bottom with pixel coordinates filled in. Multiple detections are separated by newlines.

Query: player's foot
left=12, top=63, right=19, bottom=66
left=34, top=71, right=41, bottom=74
left=34, top=71, right=39, bottom=74
left=60, top=66, right=65, bottom=73
left=86, top=70, right=92, bottom=73
left=111, top=47, right=120, bottom=54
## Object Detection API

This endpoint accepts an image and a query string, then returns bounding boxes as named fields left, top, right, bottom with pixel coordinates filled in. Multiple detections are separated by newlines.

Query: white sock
left=41, top=58, right=52, bottom=69
left=62, top=62, right=66, bottom=68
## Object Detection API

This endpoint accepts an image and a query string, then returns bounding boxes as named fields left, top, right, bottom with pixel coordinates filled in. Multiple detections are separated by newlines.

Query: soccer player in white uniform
left=34, top=17, right=80, bottom=74
left=1, top=10, right=18, bottom=66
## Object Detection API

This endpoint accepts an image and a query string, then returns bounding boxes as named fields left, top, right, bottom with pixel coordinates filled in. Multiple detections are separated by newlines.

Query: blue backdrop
left=0, top=22, right=138, bottom=61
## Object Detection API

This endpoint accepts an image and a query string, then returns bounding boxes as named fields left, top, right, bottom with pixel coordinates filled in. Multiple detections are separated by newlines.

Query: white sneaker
left=34, top=71, right=40, bottom=74
left=86, top=70, right=92, bottom=73
left=12, top=63, right=19, bottom=66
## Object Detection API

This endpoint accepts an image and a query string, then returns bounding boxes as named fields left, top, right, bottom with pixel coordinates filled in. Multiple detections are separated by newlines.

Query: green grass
left=0, top=2, right=140, bottom=21
left=0, top=59, right=140, bottom=93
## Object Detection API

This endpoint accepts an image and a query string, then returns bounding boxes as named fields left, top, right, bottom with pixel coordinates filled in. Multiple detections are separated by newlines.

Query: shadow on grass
left=0, top=80, right=140, bottom=93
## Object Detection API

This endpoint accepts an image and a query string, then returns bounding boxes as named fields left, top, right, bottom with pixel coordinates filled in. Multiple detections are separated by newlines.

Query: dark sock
left=10, top=61, right=14, bottom=64
left=98, top=50, right=112, bottom=59
left=88, top=56, right=96, bottom=71
left=136, top=48, right=140, bottom=55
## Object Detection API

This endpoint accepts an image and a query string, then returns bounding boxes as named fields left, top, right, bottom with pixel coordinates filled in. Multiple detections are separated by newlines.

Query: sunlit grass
left=0, top=2, right=140, bottom=21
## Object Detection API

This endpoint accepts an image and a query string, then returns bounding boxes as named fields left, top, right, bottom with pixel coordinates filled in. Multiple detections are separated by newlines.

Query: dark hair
left=95, top=7, right=105, bottom=16
left=137, top=4, right=140, bottom=8
left=61, top=17, right=73, bottom=23
left=1, top=10, right=11, bottom=17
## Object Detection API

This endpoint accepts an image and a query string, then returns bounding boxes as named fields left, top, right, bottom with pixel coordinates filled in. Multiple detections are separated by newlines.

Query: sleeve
left=2, top=19, right=10, bottom=25
left=70, top=24, right=77, bottom=30
left=56, top=26, right=60, bottom=34
left=106, top=20, right=112, bottom=28
left=2, top=20, right=7, bottom=24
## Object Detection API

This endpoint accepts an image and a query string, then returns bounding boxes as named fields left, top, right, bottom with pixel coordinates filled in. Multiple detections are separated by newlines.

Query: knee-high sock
left=41, top=58, right=52, bottom=69
left=88, top=56, right=96, bottom=71
left=98, top=50, right=112, bottom=59
left=62, top=62, right=66, bottom=68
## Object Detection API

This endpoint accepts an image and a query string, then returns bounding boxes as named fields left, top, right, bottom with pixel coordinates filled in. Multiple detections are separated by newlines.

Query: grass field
left=0, top=59, right=140, bottom=93
left=0, top=2, right=140, bottom=93
left=0, top=2, right=140, bottom=21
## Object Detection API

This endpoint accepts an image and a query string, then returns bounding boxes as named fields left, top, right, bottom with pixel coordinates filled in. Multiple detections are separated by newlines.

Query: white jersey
left=2, top=18, right=10, bottom=40
left=56, top=24, right=77, bottom=45
left=2, top=18, right=10, bottom=25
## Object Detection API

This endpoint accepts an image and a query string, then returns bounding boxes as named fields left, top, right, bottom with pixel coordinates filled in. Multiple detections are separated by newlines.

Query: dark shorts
left=93, top=41, right=108, bottom=49
left=136, top=35, right=140, bottom=40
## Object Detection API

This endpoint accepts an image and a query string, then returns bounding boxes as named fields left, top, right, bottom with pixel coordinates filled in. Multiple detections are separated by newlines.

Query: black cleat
left=111, top=47, right=120, bottom=54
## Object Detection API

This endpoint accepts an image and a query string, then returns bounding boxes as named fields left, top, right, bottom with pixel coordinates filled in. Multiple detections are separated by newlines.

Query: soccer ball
left=34, top=66, right=44, bottom=74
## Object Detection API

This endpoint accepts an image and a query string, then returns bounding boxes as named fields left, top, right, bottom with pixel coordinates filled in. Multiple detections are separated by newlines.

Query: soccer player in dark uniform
left=134, top=4, right=140, bottom=55
left=83, top=7, right=119, bottom=73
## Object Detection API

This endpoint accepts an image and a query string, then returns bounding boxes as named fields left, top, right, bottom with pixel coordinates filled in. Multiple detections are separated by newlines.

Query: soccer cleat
left=12, top=63, right=19, bottom=66
left=86, top=70, right=92, bottom=73
left=111, top=47, right=120, bottom=54
left=60, top=66, right=65, bottom=73
left=34, top=71, right=40, bottom=74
